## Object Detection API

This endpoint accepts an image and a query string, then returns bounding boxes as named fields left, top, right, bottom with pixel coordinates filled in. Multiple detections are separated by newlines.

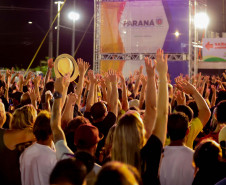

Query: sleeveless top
left=0, top=129, right=22, bottom=185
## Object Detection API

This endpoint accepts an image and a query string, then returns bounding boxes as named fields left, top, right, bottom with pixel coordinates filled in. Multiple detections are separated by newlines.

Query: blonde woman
left=112, top=49, right=169, bottom=185
left=11, top=104, right=37, bottom=129
left=0, top=104, right=37, bottom=185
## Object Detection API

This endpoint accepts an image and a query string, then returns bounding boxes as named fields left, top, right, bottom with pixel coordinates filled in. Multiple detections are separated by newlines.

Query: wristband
left=53, top=91, right=62, bottom=99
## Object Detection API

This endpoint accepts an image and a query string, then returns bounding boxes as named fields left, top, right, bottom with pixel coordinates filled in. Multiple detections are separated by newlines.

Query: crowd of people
left=0, top=48, right=225, bottom=185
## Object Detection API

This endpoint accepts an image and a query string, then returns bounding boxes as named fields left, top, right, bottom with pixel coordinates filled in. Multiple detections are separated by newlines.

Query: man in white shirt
left=20, top=111, right=57, bottom=185
left=160, top=112, right=194, bottom=185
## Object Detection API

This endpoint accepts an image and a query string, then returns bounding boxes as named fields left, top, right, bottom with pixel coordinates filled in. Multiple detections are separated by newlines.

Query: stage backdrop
left=99, top=0, right=189, bottom=79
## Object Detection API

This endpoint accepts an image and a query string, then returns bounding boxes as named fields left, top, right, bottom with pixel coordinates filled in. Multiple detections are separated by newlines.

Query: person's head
left=33, top=111, right=52, bottom=142
left=11, top=104, right=37, bottom=129
left=90, top=102, right=108, bottom=121
left=216, top=100, right=226, bottom=123
left=0, top=80, right=5, bottom=96
left=168, top=113, right=189, bottom=141
left=0, top=102, right=6, bottom=128
left=65, top=116, right=90, bottom=152
left=194, top=140, right=222, bottom=170
left=112, top=111, right=145, bottom=171
left=174, top=105, right=194, bottom=122
left=188, top=100, right=199, bottom=118
left=74, top=123, right=102, bottom=155
left=94, top=161, right=140, bottom=185
left=216, top=90, right=226, bottom=105
left=20, top=92, right=31, bottom=106
left=50, top=158, right=87, bottom=185
left=219, top=126, right=226, bottom=159
left=10, top=91, right=23, bottom=106
left=65, top=116, right=90, bottom=135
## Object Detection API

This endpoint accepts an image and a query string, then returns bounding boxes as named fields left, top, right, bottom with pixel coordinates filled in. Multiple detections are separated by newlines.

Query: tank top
left=0, top=129, right=22, bottom=185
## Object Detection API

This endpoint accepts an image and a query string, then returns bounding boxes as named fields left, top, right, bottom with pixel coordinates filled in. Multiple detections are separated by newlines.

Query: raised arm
left=34, top=75, right=41, bottom=102
left=61, top=92, right=78, bottom=130
left=76, top=58, right=90, bottom=108
left=143, top=57, right=157, bottom=139
left=151, top=49, right=168, bottom=144
left=85, top=70, right=96, bottom=112
left=44, top=58, right=54, bottom=86
left=177, top=79, right=211, bottom=126
left=51, top=77, right=66, bottom=143
left=133, top=66, right=143, bottom=97
left=119, top=74, right=129, bottom=112
left=108, top=70, right=118, bottom=116
left=139, top=75, right=147, bottom=110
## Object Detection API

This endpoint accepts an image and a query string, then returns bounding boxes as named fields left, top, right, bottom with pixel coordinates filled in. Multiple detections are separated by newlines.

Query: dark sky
left=0, top=0, right=224, bottom=69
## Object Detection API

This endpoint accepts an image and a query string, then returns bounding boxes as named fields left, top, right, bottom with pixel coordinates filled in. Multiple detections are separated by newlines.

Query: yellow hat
left=54, top=54, right=79, bottom=82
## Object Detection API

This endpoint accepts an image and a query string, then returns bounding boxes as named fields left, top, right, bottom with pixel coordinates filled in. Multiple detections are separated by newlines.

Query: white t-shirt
left=20, top=142, right=57, bottom=185
left=159, top=145, right=194, bottom=185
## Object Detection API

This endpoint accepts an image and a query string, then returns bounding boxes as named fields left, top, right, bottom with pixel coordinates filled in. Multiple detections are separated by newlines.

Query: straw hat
left=54, top=54, right=79, bottom=82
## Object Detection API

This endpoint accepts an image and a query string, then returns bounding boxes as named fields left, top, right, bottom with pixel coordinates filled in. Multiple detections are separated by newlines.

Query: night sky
left=0, top=0, right=224, bottom=69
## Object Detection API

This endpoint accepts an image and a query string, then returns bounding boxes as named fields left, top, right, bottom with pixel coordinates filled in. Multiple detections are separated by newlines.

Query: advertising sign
left=203, top=38, right=226, bottom=62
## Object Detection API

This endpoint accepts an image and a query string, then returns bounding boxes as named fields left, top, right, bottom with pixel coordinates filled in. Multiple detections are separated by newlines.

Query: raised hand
left=48, top=58, right=54, bottom=69
left=155, top=49, right=168, bottom=76
left=88, top=70, right=96, bottom=84
left=77, top=58, right=90, bottom=75
left=145, top=57, right=155, bottom=78
left=176, top=79, right=196, bottom=95
left=45, top=90, right=53, bottom=102
left=54, top=74, right=70, bottom=94
left=175, top=90, right=186, bottom=105
left=67, top=92, right=78, bottom=106
left=141, top=74, right=147, bottom=86
left=108, top=70, right=117, bottom=83
left=30, top=88, right=36, bottom=100
left=6, top=69, right=12, bottom=79
left=34, top=75, right=41, bottom=86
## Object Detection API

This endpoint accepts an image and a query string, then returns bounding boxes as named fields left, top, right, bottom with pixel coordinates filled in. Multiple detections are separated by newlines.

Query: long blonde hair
left=11, top=104, right=37, bottom=129
left=112, top=111, right=145, bottom=172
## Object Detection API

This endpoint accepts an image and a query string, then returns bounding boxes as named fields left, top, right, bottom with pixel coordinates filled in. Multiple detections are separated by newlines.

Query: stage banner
left=100, top=0, right=189, bottom=77
left=203, top=38, right=226, bottom=62
left=100, top=1, right=169, bottom=53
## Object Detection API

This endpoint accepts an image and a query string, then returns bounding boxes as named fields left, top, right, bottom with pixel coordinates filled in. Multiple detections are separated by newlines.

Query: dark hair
left=45, top=81, right=54, bottom=93
left=174, top=105, right=194, bottom=122
left=65, top=116, right=90, bottom=152
left=90, top=102, right=107, bottom=120
left=33, top=111, right=52, bottom=141
left=167, top=113, right=189, bottom=141
left=49, top=158, right=87, bottom=185
left=216, top=100, right=226, bottom=123
left=188, top=101, right=199, bottom=118
left=216, top=90, right=226, bottom=105
left=194, top=140, right=221, bottom=170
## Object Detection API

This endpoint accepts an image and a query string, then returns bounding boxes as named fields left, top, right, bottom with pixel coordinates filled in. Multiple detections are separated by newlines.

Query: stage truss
left=93, top=0, right=207, bottom=77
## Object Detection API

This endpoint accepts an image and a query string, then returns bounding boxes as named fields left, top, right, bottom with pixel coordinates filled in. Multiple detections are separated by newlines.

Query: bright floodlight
left=174, top=31, right=180, bottom=37
left=194, top=12, right=209, bottom=29
left=28, top=21, right=33, bottom=24
left=68, top=12, right=80, bottom=21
